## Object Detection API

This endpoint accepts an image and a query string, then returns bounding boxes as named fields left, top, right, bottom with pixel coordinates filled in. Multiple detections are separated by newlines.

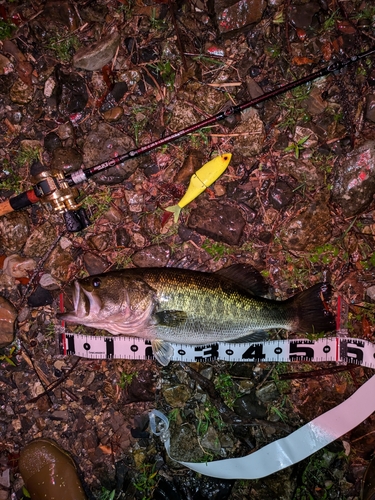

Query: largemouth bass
left=58, top=265, right=335, bottom=365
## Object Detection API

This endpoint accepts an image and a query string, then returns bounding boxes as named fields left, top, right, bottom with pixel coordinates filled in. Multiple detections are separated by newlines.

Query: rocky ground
left=1, top=0, right=375, bottom=498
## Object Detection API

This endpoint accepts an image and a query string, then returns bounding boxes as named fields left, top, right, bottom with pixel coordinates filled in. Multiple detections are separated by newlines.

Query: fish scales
left=141, top=268, right=290, bottom=342
left=58, top=266, right=335, bottom=365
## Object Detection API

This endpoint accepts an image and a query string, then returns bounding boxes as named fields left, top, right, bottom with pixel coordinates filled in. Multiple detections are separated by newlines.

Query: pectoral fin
left=152, top=339, right=174, bottom=366
left=154, top=310, right=187, bottom=327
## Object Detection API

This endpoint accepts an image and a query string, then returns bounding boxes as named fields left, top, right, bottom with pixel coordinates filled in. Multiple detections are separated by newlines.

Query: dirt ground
left=1, top=0, right=375, bottom=499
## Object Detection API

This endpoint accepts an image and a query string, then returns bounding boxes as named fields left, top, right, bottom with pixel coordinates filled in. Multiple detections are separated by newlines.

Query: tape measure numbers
left=58, top=333, right=374, bottom=367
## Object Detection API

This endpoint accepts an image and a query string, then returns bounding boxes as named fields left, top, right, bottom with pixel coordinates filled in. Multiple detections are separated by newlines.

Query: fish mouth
left=58, top=281, right=103, bottom=322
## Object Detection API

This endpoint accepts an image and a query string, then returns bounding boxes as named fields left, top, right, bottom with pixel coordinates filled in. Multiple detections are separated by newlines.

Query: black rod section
left=61, top=46, right=375, bottom=186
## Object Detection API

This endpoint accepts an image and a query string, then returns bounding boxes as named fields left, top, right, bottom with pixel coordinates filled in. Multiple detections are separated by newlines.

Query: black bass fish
left=58, top=265, right=335, bottom=366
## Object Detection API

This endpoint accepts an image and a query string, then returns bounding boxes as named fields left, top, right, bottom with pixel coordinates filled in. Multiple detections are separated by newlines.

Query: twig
left=27, top=356, right=81, bottom=403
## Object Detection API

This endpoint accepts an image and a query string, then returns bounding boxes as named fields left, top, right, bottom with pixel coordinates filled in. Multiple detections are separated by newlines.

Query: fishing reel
left=31, top=166, right=90, bottom=232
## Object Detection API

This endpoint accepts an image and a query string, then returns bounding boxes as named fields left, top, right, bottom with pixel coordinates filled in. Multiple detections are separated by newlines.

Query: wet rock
left=3, top=255, right=36, bottom=278
left=153, top=477, right=183, bottom=500
left=101, top=205, right=124, bottom=224
left=177, top=225, right=201, bottom=245
left=102, top=106, right=124, bottom=122
left=52, top=147, right=83, bottom=174
left=215, top=0, right=266, bottom=34
left=0, top=468, right=10, bottom=488
left=232, top=107, right=265, bottom=157
left=190, top=83, right=229, bottom=115
left=44, top=245, right=75, bottom=280
left=125, top=368, right=156, bottom=403
left=140, top=213, right=163, bottom=238
left=303, top=85, right=328, bottom=116
left=169, top=423, right=205, bottom=462
left=83, top=252, right=108, bottom=275
left=0, top=212, right=30, bottom=253
left=27, top=286, right=54, bottom=307
left=279, top=157, right=324, bottom=189
left=162, top=384, right=191, bottom=407
left=200, top=366, right=214, bottom=380
left=56, top=66, right=88, bottom=116
left=188, top=200, right=246, bottom=246
left=83, top=122, right=139, bottom=185
left=269, top=180, right=294, bottom=209
left=43, top=0, right=79, bottom=31
left=9, top=80, right=34, bottom=104
left=39, top=273, right=61, bottom=290
left=124, top=190, right=144, bottom=212
left=365, top=94, right=375, bottom=123
left=168, top=100, right=201, bottom=131
left=73, top=31, right=120, bottom=71
left=246, top=75, right=264, bottom=99
left=255, top=381, right=279, bottom=403
left=44, top=132, right=62, bottom=153
left=233, top=393, right=267, bottom=419
left=279, top=192, right=332, bottom=251
left=366, top=285, right=375, bottom=302
left=115, top=228, right=131, bottom=247
left=51, top=409, right=69, bottom=420
left=131, top=244, right=171, bottom=267
left=201, top=426, right=221, bottom=453
left=23, top=222, right=57, bottom=258
left=0, top=296, right=17, bottom=349
left=174, top=474, right=233, bottom=500
left=100, top=82, right=128, bottom=113
left=57, top=122, right=75, bottom=141
left=289, top=1, right=320, bottom=29
left=331, top=140, right=375, bottom=217
left=0, top=54, right=13, bottom=75
left=87, top=232, right=112, bottom=252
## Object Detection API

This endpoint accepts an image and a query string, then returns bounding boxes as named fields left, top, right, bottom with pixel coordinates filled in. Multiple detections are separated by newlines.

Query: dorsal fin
left=216, top=264, right=269, bottom=297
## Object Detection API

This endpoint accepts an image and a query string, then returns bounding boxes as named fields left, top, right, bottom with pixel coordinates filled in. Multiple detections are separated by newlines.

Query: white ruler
left=58, top=333, right=374, bottom=367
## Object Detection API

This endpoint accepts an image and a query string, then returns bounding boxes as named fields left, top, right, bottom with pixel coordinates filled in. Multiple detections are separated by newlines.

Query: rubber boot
left=18, top=438, right=87, bottom=500
left=361, top=457, right=375, bottom=500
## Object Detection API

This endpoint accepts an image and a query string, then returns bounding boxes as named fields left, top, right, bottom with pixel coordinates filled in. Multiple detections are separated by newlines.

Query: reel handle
left=63, top=207, right=91, bottom=232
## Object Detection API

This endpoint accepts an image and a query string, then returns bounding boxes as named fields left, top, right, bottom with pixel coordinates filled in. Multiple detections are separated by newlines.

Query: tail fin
left=165, top=205, right=182, bottom=223
left=287, top=282, right=335, bottom=334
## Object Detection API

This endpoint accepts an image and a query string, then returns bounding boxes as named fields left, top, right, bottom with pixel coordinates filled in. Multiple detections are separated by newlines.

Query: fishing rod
left=1, top=46, right=375, bottom=232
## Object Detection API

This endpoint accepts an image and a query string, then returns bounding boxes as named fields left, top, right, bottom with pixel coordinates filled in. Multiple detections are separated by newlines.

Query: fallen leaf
left=292, top=56, right=315, bottom=66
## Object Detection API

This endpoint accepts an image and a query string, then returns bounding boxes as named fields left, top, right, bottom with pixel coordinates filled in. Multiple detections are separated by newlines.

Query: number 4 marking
left=242, top=344, right=266, bottom=360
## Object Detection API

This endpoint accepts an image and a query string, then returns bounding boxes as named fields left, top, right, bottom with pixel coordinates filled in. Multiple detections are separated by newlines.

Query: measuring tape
left=58, top=333, right=375, bottom=367
left=57, top=296, right=375, bottom=481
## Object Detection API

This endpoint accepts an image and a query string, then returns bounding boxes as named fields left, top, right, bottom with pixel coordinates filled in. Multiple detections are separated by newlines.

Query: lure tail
left=286, top=282, right=336, bottom=334
left=165, top=204, right=182, bottom=223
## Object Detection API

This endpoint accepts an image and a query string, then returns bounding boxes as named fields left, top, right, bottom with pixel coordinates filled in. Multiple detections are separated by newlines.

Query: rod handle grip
left=0, top=199, right=13, bottom=216
left=0, top=189, right=40, bottom=217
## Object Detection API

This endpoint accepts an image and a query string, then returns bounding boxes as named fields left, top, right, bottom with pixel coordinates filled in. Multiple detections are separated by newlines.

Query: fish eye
left=92, top=278, right=101, bottom=288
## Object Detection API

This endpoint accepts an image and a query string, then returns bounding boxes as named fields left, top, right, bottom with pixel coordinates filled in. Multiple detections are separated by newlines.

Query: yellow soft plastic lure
left=165, top=153, right=232, bottom=222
